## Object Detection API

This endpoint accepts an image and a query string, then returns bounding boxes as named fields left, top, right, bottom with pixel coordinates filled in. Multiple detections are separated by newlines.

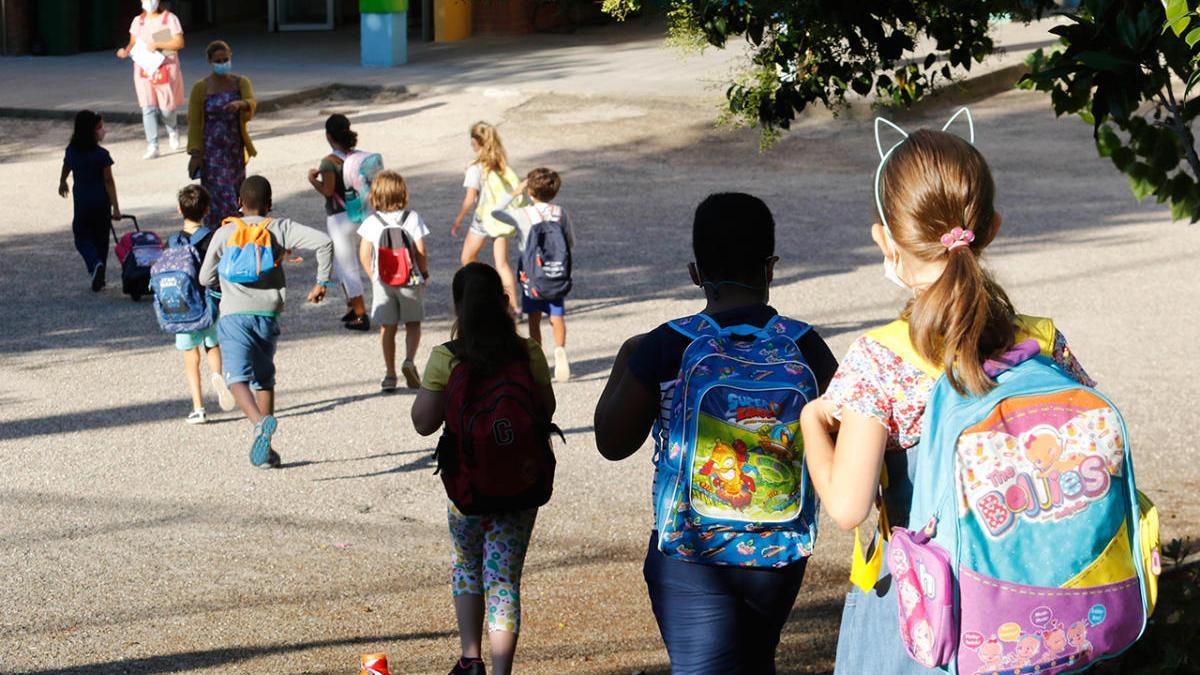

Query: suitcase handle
left=110, top=214, right=141, bottom=245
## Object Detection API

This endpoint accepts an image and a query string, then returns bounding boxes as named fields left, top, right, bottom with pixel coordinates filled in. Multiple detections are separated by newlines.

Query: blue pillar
left=360, top=0, right=408, bottom=67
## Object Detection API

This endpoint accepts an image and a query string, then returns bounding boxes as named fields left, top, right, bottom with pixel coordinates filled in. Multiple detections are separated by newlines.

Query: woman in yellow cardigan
left=187, top=40, right=256, bottom=228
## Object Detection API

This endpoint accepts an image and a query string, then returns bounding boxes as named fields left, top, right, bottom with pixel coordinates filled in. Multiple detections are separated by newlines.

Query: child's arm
left=276, top=220, right=333, bottom=303
left=197, top=230, right=225, bottom=288
left=800, top=401, right=888, bottom=530
left=412, top=387, right=445, bottom=436
left=593, top=334, right=658, bottom=460
left=415, top=238, right=429, bottom=278
left=308, top=161, right=337, bottom=198
left=58, top=164, right=70, bottom=198
left=102, top=166, right=121, bottom=219
left=358, top=237, right=374, bottom=280
left=450, top=187, right=479, bottom=237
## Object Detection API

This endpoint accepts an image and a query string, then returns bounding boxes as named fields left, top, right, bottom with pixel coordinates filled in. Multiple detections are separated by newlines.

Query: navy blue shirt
left=64, top=145, right=113, bottom=214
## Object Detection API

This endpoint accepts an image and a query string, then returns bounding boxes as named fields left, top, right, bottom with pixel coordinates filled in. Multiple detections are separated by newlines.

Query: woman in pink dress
left=115, top=1, right=185, bottom=160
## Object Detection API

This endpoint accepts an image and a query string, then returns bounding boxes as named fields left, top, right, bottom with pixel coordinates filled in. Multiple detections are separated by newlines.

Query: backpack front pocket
left=888, top=525, right=956, bottom=668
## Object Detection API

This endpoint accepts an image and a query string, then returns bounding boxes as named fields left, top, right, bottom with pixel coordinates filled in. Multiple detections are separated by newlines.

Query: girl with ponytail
left=308, top=114, right=368, bottom=330
left=410, top=262, right=555, bottom=675
left=451, top=122, right=525, bottom=316
left=799, top=111, right=1096, bottom=673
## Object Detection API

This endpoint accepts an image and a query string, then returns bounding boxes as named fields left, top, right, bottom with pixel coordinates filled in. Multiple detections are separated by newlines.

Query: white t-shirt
left=463, top=163, right=483, bottom=192
left=357, top=209, right=430, bottom=281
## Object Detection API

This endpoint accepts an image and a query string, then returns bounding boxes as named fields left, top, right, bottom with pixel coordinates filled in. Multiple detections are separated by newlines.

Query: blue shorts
left=643, top=531, right=807, bottom=674
left=175, top=323, right=218, bottom=351
left=216, top=314, right=280, bottom=390
left=521, top=295, right=565, bottom=317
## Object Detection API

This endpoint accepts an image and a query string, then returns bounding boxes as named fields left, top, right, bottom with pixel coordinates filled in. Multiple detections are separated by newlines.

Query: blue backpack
left=655, top=313, right=820, bottom=568
left=519, top=206, right=572, bottom=301
left=870, top=320, right=1159, bottom=674
left=149, top=228, right=212, bottom=334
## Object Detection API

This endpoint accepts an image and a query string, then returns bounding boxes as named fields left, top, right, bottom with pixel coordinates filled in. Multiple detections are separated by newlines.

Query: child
left=593, top=193, right=839, bottom=674
left=449, top=121, right=523, bottom=316
left=798, top=120, right=1095, bottom=672
left=173, top=184, right=234, bottom=423
left=58, top=110, right=121, bottom=291
left=198, top=175, right=334, bottom=468
left=356, top=170, right=429, bottom=391
left=492, top=168, right=575, bottom=382
left=411, top=263, right=556, bottom=675
left=308, top=113, right=369, bottom=331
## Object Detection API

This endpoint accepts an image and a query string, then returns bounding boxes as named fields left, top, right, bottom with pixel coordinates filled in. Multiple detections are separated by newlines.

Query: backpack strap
left=666, top=314, right=722, bottom=341
left=189, top=226, right=212, bottom=245
left=867, top=315, right=1058, bottom=380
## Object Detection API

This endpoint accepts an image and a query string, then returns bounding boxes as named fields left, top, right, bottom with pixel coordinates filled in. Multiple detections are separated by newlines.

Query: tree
left=1020, top=0, right=1200, bottom=222
left=602, top=0, right=1051, bottom=146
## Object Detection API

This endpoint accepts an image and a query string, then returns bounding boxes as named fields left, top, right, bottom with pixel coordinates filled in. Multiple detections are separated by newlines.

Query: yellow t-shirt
left=422, top=338, right=551, bottom=392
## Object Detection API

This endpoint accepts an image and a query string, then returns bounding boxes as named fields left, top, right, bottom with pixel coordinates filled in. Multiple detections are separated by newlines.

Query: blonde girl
left=799, top=113, right=1095, bottom=673
left=451, top=122, right=523, bottom=315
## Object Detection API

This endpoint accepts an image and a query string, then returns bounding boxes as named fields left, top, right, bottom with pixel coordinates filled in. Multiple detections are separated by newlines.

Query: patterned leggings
left=448, top=501, right=538, bottom=633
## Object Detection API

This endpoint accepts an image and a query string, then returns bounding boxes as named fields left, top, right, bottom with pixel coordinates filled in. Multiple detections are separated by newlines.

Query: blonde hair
left=470, top=121, right=508, bottom=174
left=879, top=129, right=1014, bottom=396
left=369, top=170, right=409, bottom=211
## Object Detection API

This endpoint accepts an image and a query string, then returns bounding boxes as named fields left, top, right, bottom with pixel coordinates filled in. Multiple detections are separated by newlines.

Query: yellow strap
left=865, top=315, right=1058, bottom=380
left=849, top=465, right=892, bottom=592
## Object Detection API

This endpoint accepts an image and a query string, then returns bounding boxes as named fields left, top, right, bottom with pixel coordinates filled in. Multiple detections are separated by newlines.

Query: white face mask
left=881, top=231, right=913, bottom=292
left=142, top=0, right=160, bottom=13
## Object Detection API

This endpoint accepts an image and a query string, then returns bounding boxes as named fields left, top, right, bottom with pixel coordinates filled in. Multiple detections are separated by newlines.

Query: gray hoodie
left=198, top=215, right=334, bottom=316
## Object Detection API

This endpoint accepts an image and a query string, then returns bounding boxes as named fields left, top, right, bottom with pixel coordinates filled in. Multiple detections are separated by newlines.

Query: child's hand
left=116, top=47, right=128, bottom=59
left=58, top=181, right=69, bottom=198
left=307, top=168, right=320, bottom=182
left=451, top=220, right=462, bottom=237
left=513, top=179, right=528, bottom=196
left=307, top=284, right=327, bottom=304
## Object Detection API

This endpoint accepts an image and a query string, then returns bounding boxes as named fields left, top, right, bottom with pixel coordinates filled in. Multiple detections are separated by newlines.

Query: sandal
left=380, top=375, right=399, bottom=392
left=344, top=314, right=371, bottom=332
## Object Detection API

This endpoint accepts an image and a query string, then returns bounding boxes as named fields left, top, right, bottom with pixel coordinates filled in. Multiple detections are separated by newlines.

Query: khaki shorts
left=371, top=281, right=425, bottom=325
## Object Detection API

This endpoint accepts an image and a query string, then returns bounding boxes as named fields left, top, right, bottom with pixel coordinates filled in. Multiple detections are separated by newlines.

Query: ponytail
left=880, top=129, right=1014, bottom=396
left=451, top=263, right=526, bottom=376
left=470, top=121, right=509, bottom=174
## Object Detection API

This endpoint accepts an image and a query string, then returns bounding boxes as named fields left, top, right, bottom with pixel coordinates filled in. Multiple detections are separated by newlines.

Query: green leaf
left=1167, top=0, right=1191, bottom=36
left=1075, top=50, right=1134, bottom=72
left=1129, top=172, right=1155, bottom=201
left=1097, top=125, right=1121, bottom=157
left=1187, top=26, right=1200, bottom=47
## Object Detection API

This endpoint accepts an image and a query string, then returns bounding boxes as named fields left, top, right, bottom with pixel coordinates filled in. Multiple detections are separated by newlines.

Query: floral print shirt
left=825, top=329, right=1095, bottom=451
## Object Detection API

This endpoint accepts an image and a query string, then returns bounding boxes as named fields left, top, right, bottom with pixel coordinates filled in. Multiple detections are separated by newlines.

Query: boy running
left=198, top=175, right=334, bottom=468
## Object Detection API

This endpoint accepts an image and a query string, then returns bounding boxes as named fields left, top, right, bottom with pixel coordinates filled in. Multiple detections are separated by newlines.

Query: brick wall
left=472, top=0, right=534, bottom=36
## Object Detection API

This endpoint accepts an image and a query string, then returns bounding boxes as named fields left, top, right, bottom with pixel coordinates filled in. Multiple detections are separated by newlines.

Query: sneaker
left=250, top=415, right=277, bottom=466
left=554, top=346, right=571, bottom=383
left=448, top=657, right=485, bottom=675
left=186, top=409, right=207, bottom=424
left=90, top=263, right=105, bottom=292
left=168, top=129, right=181, bottom=151
left=143, top=145, right=159, bottom=160
left=401, top=361, right=421, bottom=389
left=340, top=309, right=357, bottom=323
left=344, top=314, right=370, bottom=332
left=256, top=448, right=282, bottom=470
left=211, top=373, right=235, bottom=412
left=380, top=374, right=398, bottom=392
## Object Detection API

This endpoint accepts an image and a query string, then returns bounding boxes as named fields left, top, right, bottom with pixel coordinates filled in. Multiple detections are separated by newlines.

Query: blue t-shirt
left=64, top=145, right=113, bottom=213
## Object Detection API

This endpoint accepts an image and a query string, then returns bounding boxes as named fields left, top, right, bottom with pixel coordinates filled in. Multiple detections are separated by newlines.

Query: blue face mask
left=212, top=61, right=232, bottom=76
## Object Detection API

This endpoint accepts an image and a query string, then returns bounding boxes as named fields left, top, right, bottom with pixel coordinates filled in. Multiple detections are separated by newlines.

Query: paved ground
left=1, top=18, right=1197, bottom=675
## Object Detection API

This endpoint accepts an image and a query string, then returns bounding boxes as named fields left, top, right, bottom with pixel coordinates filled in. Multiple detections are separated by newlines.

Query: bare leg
left=549, top=315, right=567, bottom=348
left=229, top=382, right=262, bottom=424
left=255, top=389, right=275, bottom=416
left=460, top=232, right=488, bottom=267
left=492, top=237, right=519, bottom=314
left=381, top=323, right=399, bottom=377
left=489, top=630, right=519, bottom=675
left=183, top=347, right=203, bottom=410
left=404, top=321, right=421, bottom=363
left=454, top=593, right=484, bottom=660
left=526, top=312, right=543, bottom=345
left=204, top=344, right=223, bottom=376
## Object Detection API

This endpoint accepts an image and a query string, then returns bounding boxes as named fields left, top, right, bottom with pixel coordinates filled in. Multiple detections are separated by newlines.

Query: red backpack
left=435, top=344, right=560, bottom=515
left=371, top=212, right=419, bottom=287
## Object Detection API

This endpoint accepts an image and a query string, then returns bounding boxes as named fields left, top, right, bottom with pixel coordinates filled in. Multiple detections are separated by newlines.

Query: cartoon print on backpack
left=964, top=606, right=1104, bottom=674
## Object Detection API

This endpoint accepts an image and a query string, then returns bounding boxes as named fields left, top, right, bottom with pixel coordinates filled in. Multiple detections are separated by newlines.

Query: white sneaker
left=211, top=373, right=235, bottom=412
left=168, top=130, right=181, bottom=151
left=143, top=145, right=159, bottom=160
left=186, top=409, right=208, bottom=424
left=554, top=346, right=570, bottom=383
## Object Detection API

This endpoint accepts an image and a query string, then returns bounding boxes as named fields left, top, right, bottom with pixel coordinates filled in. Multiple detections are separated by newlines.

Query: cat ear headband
left=874, top=107, right=976, bottom=247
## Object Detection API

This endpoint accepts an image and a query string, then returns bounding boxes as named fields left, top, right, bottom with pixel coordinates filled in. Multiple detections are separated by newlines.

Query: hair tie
left=940, top=227, right=975, bottom=252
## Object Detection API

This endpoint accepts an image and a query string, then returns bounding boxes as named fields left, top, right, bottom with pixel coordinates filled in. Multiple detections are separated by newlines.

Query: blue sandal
left=250, top=415, right=277, bottom=466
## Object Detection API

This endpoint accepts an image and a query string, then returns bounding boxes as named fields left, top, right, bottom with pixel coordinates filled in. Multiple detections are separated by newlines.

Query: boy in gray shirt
left=199, top=175, right=335, bottom=468
left=492, top=168, right=575, bottom=382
